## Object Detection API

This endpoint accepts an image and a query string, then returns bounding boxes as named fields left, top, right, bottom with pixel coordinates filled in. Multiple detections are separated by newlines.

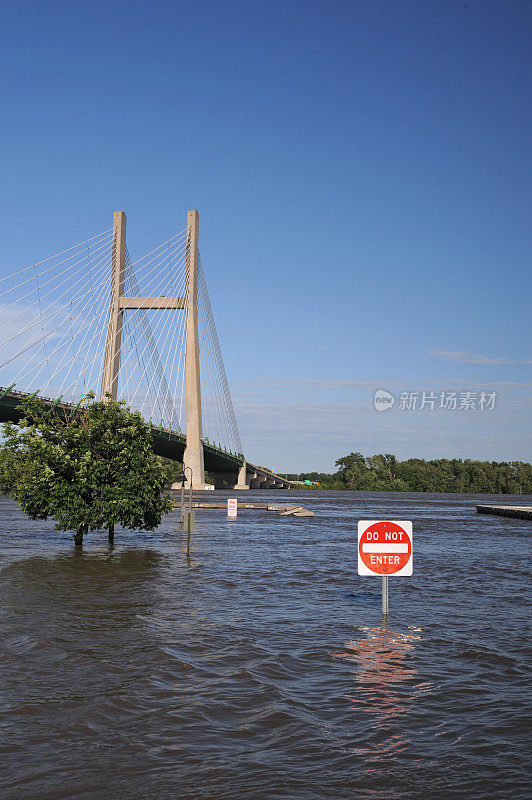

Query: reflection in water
left=332, top=625, right=426, bottom=724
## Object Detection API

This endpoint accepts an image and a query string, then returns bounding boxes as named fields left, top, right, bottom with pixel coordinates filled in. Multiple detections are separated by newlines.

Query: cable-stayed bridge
left=0, top=210, right=291, bottom=490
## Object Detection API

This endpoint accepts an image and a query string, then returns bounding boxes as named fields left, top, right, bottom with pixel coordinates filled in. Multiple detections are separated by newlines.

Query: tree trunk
left=108, top=523, right=114, bottom=545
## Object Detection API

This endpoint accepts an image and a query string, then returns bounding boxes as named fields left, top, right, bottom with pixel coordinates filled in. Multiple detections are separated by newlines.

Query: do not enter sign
left=357, top=520, right=413, bottom=576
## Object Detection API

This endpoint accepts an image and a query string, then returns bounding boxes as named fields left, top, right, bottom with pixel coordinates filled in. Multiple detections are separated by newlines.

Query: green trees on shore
left=0, top=394, right=172, bottom=545
left=290, top=452, right=532, bottom=493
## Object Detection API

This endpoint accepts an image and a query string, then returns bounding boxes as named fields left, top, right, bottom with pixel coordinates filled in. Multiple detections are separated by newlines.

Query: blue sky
left=1, top=0, right=530, bottom=471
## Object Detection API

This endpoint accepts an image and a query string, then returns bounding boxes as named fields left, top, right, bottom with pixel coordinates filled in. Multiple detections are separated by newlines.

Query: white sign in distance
left=357, top=520, right=413, bottom=576
left=227, top=498, right=238, bottom=518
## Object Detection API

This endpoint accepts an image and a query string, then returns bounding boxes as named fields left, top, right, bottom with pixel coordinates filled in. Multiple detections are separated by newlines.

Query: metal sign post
left=181, top=467, right=194, bottom=556
left=183, top=509, right=195, bottom=557
left=177, top=470, right=187, bottom=524
left=382, top=575, right=389, bottom=618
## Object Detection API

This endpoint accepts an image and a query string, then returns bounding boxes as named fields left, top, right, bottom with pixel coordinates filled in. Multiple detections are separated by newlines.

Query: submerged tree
left=0, top=394, right=172, bottom=545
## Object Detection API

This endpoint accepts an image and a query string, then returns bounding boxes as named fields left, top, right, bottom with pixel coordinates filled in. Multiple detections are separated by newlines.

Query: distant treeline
left=287, top=452, right=532, bottom=493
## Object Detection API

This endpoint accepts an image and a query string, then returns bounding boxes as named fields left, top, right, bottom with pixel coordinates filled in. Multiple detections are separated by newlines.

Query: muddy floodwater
left=0, top=491, right=530, bottom=799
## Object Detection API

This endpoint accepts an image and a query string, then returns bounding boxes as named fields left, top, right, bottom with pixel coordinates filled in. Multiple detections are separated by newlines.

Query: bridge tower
left=100, top=209, right=205, bottom=489
left=100, top=211, right=126, bottom=401
left=182, top=210, right=205, bottom=490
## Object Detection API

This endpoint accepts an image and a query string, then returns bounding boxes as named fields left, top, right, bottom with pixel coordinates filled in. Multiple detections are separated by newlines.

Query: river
left=0, top=490, right=530, bottom=799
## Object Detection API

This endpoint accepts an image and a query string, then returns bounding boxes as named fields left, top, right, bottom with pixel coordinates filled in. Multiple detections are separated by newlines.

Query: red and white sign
left=227, top=498, right=238, bottom=518
left=357, top=520, right=413, bottom=576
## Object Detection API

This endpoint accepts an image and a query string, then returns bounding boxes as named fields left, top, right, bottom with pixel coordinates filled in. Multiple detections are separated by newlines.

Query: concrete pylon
left=234, top=460, right=250, bottom=490
left=183, top=210, right=205, bottom=490
left=100, top=211, right=126, bottom=401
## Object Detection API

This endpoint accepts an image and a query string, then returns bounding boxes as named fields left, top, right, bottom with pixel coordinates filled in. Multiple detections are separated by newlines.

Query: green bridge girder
left=0, top=388, right=245, bottom=474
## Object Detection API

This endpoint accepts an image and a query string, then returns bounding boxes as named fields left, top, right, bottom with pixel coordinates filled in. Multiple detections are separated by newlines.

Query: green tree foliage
left=0, top=394, right=173, bottom=545
left=289, top=453, right=532, bottom=493
left=158, top=456, right=184, bottom=488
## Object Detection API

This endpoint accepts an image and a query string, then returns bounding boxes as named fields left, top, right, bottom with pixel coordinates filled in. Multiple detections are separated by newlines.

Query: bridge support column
left=183, top=210, right=205, bottom=490
left=100, top=211, right=126, bottom=400
left=234, top=460, right=250, bottom=490
left=249, top=474, right=265, bottom=489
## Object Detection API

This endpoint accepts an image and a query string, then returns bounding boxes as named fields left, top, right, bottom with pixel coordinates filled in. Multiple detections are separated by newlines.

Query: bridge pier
left=234, top=461, right=250, bottom=490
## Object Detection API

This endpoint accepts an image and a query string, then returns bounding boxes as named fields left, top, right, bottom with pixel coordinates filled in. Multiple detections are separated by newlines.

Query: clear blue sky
left=1, top=0, right=530, bottom=471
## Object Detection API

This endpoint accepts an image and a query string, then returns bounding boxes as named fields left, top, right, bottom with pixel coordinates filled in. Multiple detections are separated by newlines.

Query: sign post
left=357, top=520, right=413, bottom=619
left=227, top=498, right=238, bottom=518
left=382, top=576, right=389, bottom=616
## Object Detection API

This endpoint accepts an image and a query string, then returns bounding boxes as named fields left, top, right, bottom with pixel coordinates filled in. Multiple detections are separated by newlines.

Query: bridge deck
left=0, top=388, right=292, bottom=488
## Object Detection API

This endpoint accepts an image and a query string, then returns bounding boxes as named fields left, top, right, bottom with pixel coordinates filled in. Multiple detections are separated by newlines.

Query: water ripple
left=0, top=491, right=530, bottom=799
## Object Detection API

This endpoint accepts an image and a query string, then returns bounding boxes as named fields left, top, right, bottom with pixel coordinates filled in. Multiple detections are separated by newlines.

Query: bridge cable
left=124, top=246, right=182, bottom=427
left=198, top=255, right=242, bottom=453
left=198, top=276, right=232, bottom=449
left=128, top=248, right=186, bottom=428
left=0, top=234, right=113, bottom=350
left=66, top=235, right=186, bottom=402
left=0, top=228, right=113, bottom=285
left=11, top=244, right=113, bottom=391
left=22, top=233, right=183, bottom=402
left=117, top=241, right=185, bottom=402
left=114, top=243, right=186, bottom=415
left=11, top=242, right=113, bottom=386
